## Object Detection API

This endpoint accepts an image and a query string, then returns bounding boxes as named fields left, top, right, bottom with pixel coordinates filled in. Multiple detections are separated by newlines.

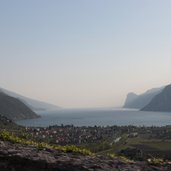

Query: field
left=85, top=134, right=171, bottom=160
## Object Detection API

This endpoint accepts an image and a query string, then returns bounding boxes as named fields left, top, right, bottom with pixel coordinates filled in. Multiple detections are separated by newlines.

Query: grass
left=0, top=130, right=93, bottom=156
left=141, top=140, right=171, bottom=151
left=84, top=134, right=171, bottom=160
left=0, top=130, right=170, bottom=165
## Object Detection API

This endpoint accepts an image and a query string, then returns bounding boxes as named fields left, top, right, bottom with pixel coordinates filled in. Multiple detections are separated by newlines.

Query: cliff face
left=0, top=140, right=170, bottom=171
left=142, top=84, right=171, bottom=112
left=0, top=92, right=39, bottom=120
left=124, top=93, right=138, bottom=108
left=123, top=87, right=163, bottom=109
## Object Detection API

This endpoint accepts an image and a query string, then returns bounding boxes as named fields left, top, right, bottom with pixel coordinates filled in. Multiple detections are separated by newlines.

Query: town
left=26, top=125, right=171, bottom=145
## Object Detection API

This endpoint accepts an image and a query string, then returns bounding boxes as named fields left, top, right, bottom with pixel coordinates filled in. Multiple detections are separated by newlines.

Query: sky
left=0, top=0, right=171, bottom=108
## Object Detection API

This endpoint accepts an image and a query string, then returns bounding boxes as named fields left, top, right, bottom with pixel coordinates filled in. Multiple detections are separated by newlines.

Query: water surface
left=16, top=108, right=171, bottom=127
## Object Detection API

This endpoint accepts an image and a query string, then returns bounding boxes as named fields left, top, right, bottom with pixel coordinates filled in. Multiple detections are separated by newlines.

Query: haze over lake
left=17, top=108, right=171, bottom=127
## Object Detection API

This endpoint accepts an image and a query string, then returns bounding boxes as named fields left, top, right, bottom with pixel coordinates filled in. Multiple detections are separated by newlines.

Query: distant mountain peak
left=124, top=93, right=138, bottom=108
left=123, top=86, right=164, bottom=109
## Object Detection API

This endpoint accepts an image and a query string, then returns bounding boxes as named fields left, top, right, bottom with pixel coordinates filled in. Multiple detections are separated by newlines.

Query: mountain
left=123, top=87, right=163, bottom=109
left=0, top=92, right=39, bottom=120
left=142, top=84, right=171, bottom=112
left=0, top=88, right=60, bottom=112
left=124, top=93, right=138, bottom=108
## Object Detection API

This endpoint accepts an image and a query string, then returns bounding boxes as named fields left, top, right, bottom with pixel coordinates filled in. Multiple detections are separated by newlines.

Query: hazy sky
left=0, top=0, right=171, bottom=108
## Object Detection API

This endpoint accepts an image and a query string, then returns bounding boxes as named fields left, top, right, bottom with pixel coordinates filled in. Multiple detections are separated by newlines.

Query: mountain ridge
left=0, top=92, right=39, bottom=120
left=123, top=87, right=164, bottom=109
left=0, top=87, right=60, bottom=112
left=142, top=84, right=171, bottom=112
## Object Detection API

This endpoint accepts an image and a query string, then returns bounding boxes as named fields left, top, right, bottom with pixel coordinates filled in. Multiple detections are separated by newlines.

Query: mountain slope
left=0, top=88, right=60, bottom=112
left=0, top=92, right=39, bottom=120
left=123, top=87, right=163, bottom=109
left=142, top=84, right=171, bottom=112
left=0, top=115, right=23, bottom=131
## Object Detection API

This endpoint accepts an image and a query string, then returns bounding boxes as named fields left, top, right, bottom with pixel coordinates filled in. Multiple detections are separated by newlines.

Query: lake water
left=16, top=108, right=171, bottom=127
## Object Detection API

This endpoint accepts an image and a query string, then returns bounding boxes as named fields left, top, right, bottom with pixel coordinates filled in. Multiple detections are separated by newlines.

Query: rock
left=0, top=140, right=170, bottom=171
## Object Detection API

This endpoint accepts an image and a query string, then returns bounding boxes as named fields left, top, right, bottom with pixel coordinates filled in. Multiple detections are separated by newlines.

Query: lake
left=16, top=108, right=171, bottom=127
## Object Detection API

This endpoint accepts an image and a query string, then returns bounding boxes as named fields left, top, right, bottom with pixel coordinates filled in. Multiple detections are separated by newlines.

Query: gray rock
left=0, top=140, right=170, bottom=171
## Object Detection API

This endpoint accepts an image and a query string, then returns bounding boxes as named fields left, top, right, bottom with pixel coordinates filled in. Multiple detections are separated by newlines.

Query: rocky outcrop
left=0, top=140, right=170, bottom=171
left=124, top=93, right=138, bottom=108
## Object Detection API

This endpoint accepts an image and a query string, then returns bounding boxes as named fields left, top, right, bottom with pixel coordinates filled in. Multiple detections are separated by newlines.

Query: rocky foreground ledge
left=0, top=141, right=170, bottom=171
